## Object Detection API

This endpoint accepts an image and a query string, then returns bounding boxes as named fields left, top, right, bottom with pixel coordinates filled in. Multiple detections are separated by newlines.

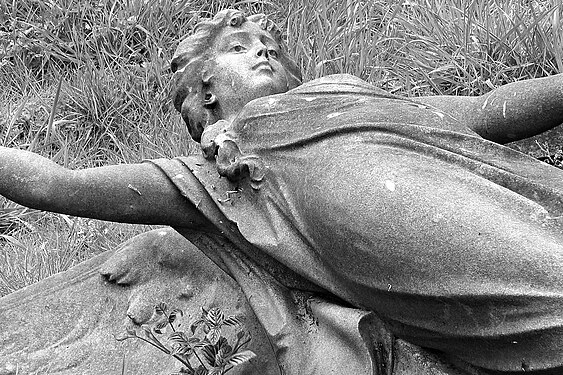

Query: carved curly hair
left=170, top=9, right=302, bottom=142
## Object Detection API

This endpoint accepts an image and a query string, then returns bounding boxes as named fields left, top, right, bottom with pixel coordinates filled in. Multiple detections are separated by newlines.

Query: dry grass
left=1, top=0, right=562, bottom=296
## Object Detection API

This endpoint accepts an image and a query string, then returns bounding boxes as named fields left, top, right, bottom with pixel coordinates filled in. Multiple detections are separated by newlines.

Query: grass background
left=1, top=0, right=562, bottom=296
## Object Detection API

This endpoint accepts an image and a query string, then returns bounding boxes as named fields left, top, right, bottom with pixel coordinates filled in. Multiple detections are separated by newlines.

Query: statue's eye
left=268, top=49, right=278, bottom=58
left=231, top=45, right=245, bottom=52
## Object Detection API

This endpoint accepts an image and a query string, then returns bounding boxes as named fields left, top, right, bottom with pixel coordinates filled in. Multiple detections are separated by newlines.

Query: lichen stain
left=384, top=180, right=396, bottom=192
left=433, top=111, right=445, bottom=119
left=327, top=112, right=344, bottom=119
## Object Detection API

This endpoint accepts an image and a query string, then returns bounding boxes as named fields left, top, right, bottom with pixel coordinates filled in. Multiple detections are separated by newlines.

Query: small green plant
left=117, top=303, right=256, bottom=375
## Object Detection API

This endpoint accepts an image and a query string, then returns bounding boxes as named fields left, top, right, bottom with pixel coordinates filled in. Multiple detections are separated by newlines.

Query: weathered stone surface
left=157, top=73, right=563, bottom=373
left=0, top=228, right=278, bottom=375
left=1, top=228, right=474, bottom=375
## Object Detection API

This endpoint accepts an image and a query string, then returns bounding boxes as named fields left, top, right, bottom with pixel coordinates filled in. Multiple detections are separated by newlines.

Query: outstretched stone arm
left=416, top=73, right=563, bottom=144
left=0, top=147, right=213, bottom=230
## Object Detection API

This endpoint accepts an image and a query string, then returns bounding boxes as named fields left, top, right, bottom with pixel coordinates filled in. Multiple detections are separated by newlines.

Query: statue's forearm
left=471, top=73, right=563, bottom=143
left=0, top=146, right=66, bottom=211
left=0, top=146, right=139, bottom=220
left=0, top=147, right=213, bottom=229
left=416, top=74, right=563, bottom=144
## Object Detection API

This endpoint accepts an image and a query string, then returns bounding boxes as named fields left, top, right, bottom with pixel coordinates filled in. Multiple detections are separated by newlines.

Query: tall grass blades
left=285, top=0, right=562, bottom=95
left=1, top=0, right=562, bottom=295
left=0, top=206, right=155, bottom=296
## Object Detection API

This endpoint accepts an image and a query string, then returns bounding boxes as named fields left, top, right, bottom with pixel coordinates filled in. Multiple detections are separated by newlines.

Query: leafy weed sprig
left=117, top=303, right=256, bottom=375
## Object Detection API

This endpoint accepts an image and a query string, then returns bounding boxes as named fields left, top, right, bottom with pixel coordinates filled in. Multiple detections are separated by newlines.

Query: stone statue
left=1, top=8, right=563, bottom=374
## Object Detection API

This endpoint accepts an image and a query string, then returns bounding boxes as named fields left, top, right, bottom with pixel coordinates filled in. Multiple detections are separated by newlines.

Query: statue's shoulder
left=238, top=74, right=399, bottom=122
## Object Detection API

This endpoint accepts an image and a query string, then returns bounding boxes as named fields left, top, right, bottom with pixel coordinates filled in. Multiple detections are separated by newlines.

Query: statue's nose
left=256, top=46, right=268, bottom=59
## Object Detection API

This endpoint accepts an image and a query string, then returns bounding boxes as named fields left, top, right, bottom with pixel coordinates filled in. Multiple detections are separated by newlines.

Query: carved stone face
left=208, top=21, right=292, bottom=121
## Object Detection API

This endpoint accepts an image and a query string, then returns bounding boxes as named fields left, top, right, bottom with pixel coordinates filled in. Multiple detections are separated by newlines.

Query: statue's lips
left=252, top=61, right=273, bottom=72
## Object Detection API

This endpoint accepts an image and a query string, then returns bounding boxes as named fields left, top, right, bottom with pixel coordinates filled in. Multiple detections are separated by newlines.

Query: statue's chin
left=248, top=73, right=289, bottom=98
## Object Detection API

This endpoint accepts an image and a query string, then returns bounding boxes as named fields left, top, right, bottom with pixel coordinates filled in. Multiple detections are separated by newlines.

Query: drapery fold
left=151, top=74, right=563, bottom=372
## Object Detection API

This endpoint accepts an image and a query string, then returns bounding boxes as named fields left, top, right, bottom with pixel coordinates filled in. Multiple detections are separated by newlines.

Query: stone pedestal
left=1, top=228, right=479, bottom=375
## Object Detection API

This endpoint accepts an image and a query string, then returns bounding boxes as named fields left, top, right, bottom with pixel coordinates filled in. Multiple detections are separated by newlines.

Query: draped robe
left=149, top=74, right=563, bottom=373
